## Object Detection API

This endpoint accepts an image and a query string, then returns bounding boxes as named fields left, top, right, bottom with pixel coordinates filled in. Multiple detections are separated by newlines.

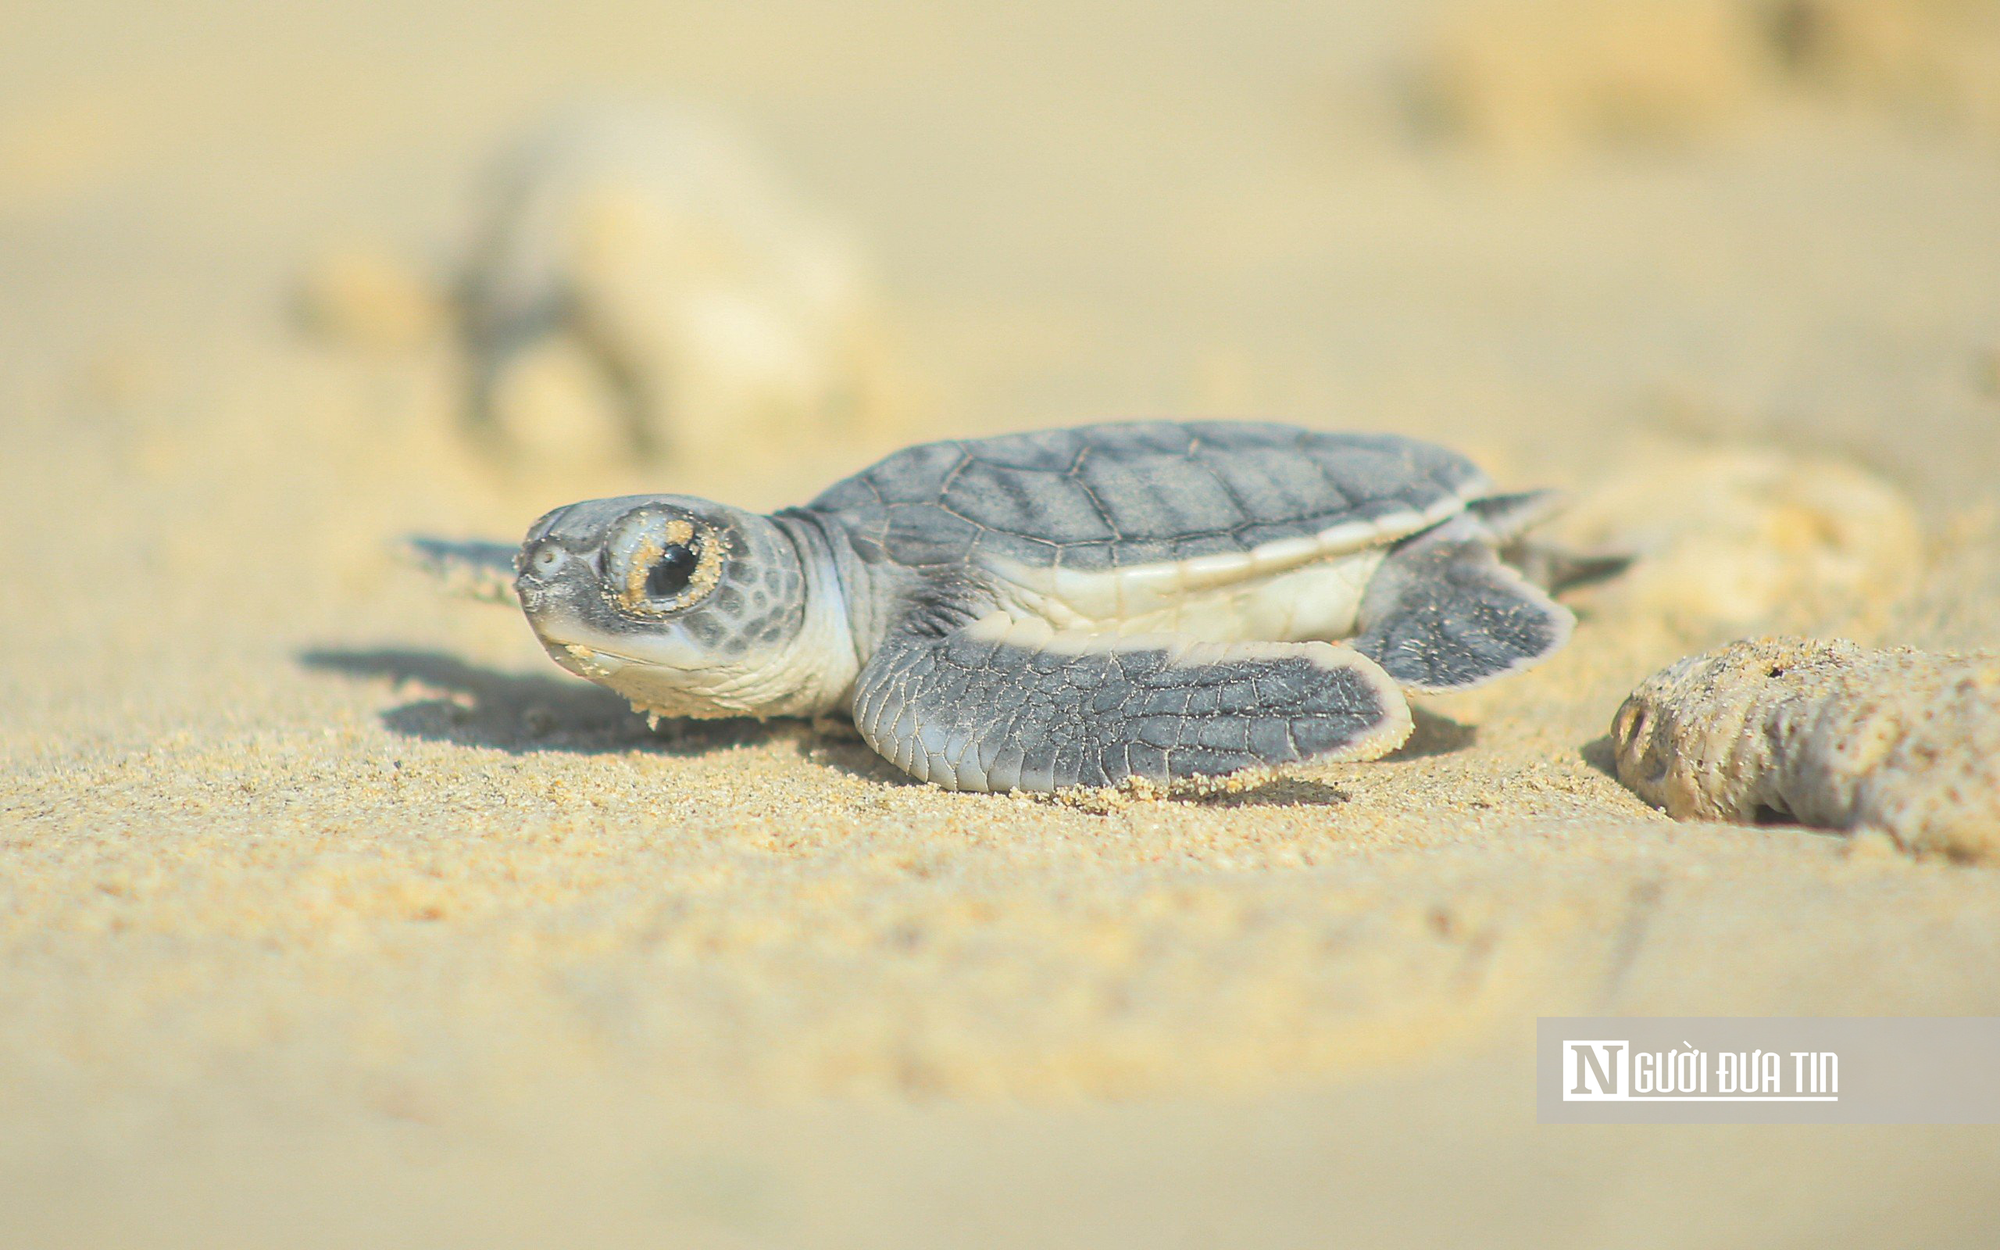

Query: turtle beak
left=515, top=533, right=622, bottom=646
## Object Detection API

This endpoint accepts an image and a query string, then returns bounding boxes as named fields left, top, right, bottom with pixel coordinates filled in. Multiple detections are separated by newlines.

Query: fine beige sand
left=4, top=2, right=1999, bottom=1246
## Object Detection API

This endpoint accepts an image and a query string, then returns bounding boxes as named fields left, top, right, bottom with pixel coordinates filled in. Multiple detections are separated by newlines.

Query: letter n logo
left=1563, top=1040, right=1629, bottom=1100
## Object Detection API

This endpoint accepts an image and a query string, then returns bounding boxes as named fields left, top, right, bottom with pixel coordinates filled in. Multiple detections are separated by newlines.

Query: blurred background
left=10, top=0, right=1997, bottom=720
left=5, top=1, right=2000, bottom=1245
left=9, top=1, right=1999, bottom=507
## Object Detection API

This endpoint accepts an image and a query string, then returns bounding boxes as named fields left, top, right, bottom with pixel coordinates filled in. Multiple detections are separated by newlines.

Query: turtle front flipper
left=1351, top=538, right=1573, bottom=693
left=398, top=536, right=520, bottom=605
left=852, top=614, right=1413, bottom=794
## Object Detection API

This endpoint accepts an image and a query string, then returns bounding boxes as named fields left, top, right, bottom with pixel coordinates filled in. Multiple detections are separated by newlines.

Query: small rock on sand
left=1612, top=636, right=2000, bottom=863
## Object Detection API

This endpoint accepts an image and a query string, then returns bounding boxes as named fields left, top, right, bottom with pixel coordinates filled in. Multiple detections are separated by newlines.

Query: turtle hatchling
left=410, top=420, right=1590, bottom=793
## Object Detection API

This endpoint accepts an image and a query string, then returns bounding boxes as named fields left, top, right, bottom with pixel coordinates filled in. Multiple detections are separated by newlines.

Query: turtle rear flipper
left=1504, top=542, right=1632, bottom=596
left=1467, top=489, right=1631, bottom=593
left=398, top=536, right=520, bottom=605
left=853, top=614, right=1413, bottom=793
left=1352, top=539, right=1573, bottom=693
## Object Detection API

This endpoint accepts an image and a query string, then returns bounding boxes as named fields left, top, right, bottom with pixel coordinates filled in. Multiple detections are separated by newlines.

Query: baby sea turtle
left=411, top=420, right=1583, bottom=793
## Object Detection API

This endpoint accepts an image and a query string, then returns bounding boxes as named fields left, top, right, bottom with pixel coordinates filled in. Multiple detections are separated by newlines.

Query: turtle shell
left=806, top=420, right=1487, bottom=575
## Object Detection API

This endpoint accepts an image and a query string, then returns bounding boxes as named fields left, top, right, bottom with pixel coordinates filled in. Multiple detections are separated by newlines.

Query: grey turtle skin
left=412, top=420, right=1579, bottom=792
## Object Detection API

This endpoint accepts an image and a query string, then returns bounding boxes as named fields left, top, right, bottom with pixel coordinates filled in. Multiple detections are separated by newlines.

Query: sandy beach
left=4, top=2, right=2000, bottom=1245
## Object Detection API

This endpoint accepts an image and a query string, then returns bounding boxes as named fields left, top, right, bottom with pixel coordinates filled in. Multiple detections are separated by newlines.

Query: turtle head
left=513, top=495, right=854, bottom=720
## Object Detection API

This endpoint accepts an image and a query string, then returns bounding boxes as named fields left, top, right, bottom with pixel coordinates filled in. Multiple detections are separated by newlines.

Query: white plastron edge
left=985, top=493, right=1467, bottom=625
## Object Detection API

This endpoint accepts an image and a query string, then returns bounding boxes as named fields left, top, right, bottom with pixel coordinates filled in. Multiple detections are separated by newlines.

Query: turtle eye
left=644, top=542, right=699, bottom=599
left=605, top=509, right=725, bottom=615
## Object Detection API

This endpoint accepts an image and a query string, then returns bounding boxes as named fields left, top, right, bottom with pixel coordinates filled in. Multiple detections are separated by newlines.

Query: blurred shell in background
left=455, top=103, right=900, bottom=471
left=1403, top=0, right=2000, bottom=158
left=1543, top=438, right=1923, bottom=646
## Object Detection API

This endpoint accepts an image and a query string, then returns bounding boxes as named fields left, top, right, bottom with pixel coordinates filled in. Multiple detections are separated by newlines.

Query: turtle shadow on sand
left=1176, top=709, right=1470, bottom=810
left=1386, top=707, right=1478, bottom=761
left=300, top=647, right=1486, bottom=787
left=298, top=647, right=790, bottom=758
left=1184, top=777, right=1351, bottom=809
